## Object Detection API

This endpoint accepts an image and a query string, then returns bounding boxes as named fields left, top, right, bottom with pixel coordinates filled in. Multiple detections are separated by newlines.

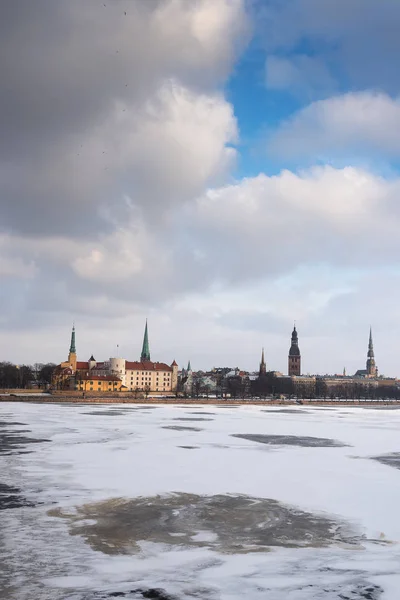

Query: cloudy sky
left=1, top=0, right=399, bottom=376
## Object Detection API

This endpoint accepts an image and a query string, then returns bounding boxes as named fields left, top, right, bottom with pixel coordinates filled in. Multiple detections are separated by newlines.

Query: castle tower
left=288, top=325, right=301, bottom=376
left=366, top=327, right=378, bottom=377
left=259, top=348, right=266, bottom=376
left=68, top=325, right=77, bottom=372
left=171, top=360, right=178, bottom=392
left=140, top=319, right=151, bottom=362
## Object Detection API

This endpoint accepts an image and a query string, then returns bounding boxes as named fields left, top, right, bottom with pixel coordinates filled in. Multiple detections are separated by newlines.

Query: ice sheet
left=1, top=402, right=400, bottom=599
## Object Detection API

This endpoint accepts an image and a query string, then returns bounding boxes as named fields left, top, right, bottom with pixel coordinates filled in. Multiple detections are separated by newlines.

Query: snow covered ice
left=1, top=403, right=400, bottom=599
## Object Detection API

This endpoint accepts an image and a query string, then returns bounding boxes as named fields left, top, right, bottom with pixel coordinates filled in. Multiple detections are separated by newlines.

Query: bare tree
left=38, top=363, right=56, bottom=387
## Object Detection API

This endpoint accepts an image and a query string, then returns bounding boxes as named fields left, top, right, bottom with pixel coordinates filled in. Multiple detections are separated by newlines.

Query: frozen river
left=1, top=402, right=400, bottom=599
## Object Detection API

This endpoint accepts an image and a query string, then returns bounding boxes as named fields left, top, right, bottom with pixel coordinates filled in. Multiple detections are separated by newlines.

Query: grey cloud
left=0, top=0, right=247, bottom=236
left=0, top=0, right=249, bottom=347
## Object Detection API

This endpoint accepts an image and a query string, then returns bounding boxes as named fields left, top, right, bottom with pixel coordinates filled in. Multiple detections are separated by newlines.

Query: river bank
left=1, top=393, right=400, bottom=407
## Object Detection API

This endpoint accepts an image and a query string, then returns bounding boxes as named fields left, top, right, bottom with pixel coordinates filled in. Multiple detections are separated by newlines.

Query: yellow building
left=52, top=324, right=178, bottom=394
left=75, top=374, right=122, bottom=393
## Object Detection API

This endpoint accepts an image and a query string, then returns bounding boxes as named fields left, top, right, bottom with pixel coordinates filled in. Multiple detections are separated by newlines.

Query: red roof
left=171, top=360, right=178, bottom=366
left=78, top=374, right=121, bottom=382
left=125, top=360, right=172, bottom=372
left=76, top=361, right=89, bottom=370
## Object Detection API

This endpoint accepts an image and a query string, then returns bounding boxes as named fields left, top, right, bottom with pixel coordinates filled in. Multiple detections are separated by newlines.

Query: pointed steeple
left=187, top=360, right=192, bottom=372
left=67, top=324, right=77, bottom=372
left=140, top=319, right=151, bottom=362
left=366, top=327, right=377, bottom=377
left=368, top=327, right=374, bottom=358
left=69, top=325, right=76, bottom=354
left=259, top=347, right=266, bottom=376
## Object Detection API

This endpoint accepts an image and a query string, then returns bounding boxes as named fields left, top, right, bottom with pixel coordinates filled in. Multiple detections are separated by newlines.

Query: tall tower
left=171, top=360, right=178, bottom=392
left=259, top=348, right=266, bottom=376
left=140, top=319, right=151, bottom=362
left=366, top=327, right=377, bottom=377
left=288, top=325, right=301, bottom=376
left=68, top=325, right=77, bottom=372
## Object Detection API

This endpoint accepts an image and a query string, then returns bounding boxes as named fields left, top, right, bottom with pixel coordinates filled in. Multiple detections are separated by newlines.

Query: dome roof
left=289, top=345, right=300, bottom=356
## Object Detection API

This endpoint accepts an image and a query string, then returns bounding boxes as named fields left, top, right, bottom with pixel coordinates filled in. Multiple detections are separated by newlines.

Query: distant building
left=354, top=328, right=378, bottom=378
left=181, top=360, right=193, bottom=394
left=288, top=325, right=301, bottom=376
left=52, top=323, right=178, bottom=393
left=75, top=374, right=122, bottom=393
left=259, top=348, right=267, bottom=376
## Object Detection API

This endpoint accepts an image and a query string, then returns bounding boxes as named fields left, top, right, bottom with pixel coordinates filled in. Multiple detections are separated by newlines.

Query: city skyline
left=1, top=1, right=400, bottom=375
left=4, top=321, right=387, bottom=381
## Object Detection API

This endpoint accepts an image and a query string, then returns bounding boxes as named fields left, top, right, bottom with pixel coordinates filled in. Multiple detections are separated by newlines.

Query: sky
left=1, top=0, right=400, bottom=377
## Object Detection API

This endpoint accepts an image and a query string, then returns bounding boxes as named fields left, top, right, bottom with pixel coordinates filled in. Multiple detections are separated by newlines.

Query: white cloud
left=40, top=81, right=238, bottom=225
left=2, top=164, right=400, bottom=318
left=152, top=0, right=249, bottom=79
left=187, top=165, right=400, bottom=289
left=269, top=92, right=400, bottom=160
left=106, top=82, right=238, bottom=210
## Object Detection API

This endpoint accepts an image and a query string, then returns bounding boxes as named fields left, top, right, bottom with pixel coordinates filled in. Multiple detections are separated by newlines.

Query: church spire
left=259, top=347, right=266, bottom=376
left=187, top=360, right=192, bottom=372
left=67, top=324, right=77, bottom=372
left=69, top=325, right=76, bottom=354
left=140, top=319, right=150, bottom=362
left=366, top=327, right=377, bottom=377
left=368, top=327, right=374, bottom=358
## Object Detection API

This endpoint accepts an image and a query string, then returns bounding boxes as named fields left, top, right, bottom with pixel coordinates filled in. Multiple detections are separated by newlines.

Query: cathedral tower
left=288, top=325, right=301, bottom=376
left=366, top=327, right=377, bottom=377
left=259, top=348, right=266, bottom=376
left=140, top=320, right=151, bottom=362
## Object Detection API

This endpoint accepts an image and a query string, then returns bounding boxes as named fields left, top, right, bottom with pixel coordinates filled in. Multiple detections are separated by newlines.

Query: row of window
left=77, top=381, right=118, bottom=386
left=126, top=371, right=171, bottom=378
left=130, top=377, right=169, bottom=381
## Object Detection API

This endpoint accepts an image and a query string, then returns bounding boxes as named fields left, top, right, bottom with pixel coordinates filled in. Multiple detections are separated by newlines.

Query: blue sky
left=1, top=0, right=400, bottom=377
left=227, top=0, right=400, bottom=178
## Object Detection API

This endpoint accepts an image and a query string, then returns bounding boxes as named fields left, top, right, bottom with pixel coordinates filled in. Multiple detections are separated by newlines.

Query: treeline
left=0, top=362, right=56, bottom=389
left=185, top=372, right=400, bottom=400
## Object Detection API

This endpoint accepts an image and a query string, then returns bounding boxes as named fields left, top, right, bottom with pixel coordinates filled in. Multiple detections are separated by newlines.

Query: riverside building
left=52, top=321, right=178, bottom=394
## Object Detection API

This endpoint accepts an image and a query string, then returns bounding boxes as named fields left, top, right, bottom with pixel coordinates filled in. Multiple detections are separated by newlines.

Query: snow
left=1, top=402, right=400, bottom=599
